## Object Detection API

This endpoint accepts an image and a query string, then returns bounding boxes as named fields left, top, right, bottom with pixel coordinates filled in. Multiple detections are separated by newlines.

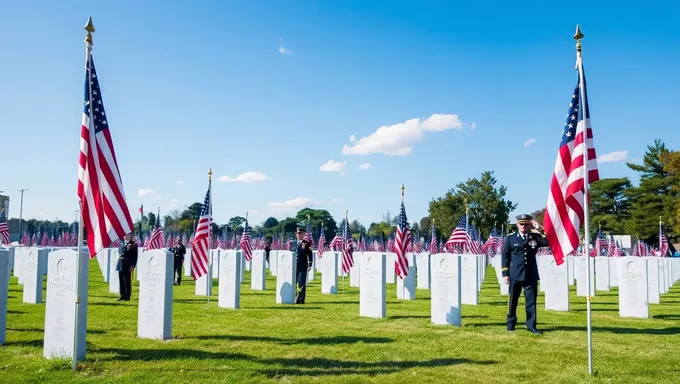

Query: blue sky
left=1, top=1, right=679, bottom=230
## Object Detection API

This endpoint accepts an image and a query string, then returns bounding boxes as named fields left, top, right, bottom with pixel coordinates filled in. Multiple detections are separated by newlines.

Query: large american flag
left=445, top=215, right=475, bottom=253
left=240, top=217, right=253, bottom=261
left=394, top=201, right=411, bottom=279
left=543, top=61, right=599, bottom=266
left=77, top=40, right=133, bottom=257
left=146, top=210, right=165, bottom=250
left=660, top=223, right=669, bottom=257
left=341, top=217, right=354, bottom=274
left=0, top=209, right=9, bottom=245
left=190, top=182, right=212, bottom=280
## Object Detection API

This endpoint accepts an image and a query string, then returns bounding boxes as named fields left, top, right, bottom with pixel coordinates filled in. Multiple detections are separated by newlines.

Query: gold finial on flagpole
left=574, top=24, right=583, bottom=53
left=84, top=17, right=95, bottom=44
left=208, top=168, right=213, bottom=181
left=307, top=213, right=311, bottom=223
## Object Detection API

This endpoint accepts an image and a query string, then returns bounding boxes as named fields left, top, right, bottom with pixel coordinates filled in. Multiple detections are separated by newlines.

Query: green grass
left=2, top=260, right=679, bottom=383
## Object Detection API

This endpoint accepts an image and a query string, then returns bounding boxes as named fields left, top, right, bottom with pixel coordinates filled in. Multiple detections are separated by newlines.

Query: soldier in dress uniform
left=117, top=232, right=138, bottom=301
left=501, top=214, right=550, bottom=334
left=171, top=239, right=186, bottom=285
left=294, top=227, right=313, bottom=304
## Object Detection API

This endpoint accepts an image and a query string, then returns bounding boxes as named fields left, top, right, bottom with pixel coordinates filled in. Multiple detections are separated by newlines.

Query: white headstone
left=396, top=253, right=416, bottom=300
left=595, top=256, right=610, bottom=291
left=244, top=255, right=251, bottom=272
left=96, top=249, right=111, bottom=283
left=647, top=257, right=660, bottom=305
left=537, top=255, right=550, bottom=292
left=22, top=247, right=46, bottom=304
left=609, top=256, right=619, bottom=287
left=576, top=257, right=595, bottom=297
left=195, top=257, right=213, bottom=296
left=566, top=255, right=575, bottom=285
left=359, top=252, right=386, bottom=318
left=308, top=251, right=316, bottom=281
left=665, top=258, right=672, bottom=291
left=135, top=247, right=146, bottom=281
left=544, top=258, right=569, bottom=311
left=0, top=249, right=9, bottom=345
left=137, top=249, right=174, bottom=340
left=658, top=260, right=667, bottom=294
left=183, top=249, right=193, bottom=277
left=460, top=254, right=478, bottom=305
left=349, top=254, right=360, bottom=288
left=477, top=255, right=485, bottom=291
left=337, top=251, right=344, bottom=277
left=385, top=253, right=396, bottom=283
left=211, top=249, right=220, bottom=278
left=109, top=249, right=120, bottom=294
left=430, top=253, right=462, bottom=326
left=5, top=248, right=14, bottom=279
left=239, top=251, right=245, bottom=283
left=493, top=255, right=509, bottom=296
left=43, top=249, right=89, bottom=360
left=415, top=253, right=431, bottom=289
left=218, top=250, right=241, bottom=309
left=618, top=257, right=649, bottom=318
left=276, top=251, right=296, bottom=304
left=269, top=250, right=278, bottom=276
left=13, top=246, right=24, bottom=284
left=251, top=250, right=266, bottom=291
left=322, top=251, right=338, bottom=294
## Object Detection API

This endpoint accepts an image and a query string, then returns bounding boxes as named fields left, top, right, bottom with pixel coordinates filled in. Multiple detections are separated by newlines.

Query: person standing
left=117, top=232, right=138, bottom=301
left=501, top=214, right=550, bottom=334
left=172, top=239, right=186, bottom=285
left=294, top=227, right=313, bottom=304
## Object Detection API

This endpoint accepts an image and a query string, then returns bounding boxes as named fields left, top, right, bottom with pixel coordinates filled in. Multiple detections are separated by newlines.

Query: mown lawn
left=1, top=260, right=679, bottom=383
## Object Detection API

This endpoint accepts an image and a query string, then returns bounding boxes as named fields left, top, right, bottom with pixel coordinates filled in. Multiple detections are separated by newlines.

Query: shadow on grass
left=7, top=327, right=106, bottom=335
left=545, top=326, right=680, bottom=335
left=653, top=314, right=680, bottom=321
left=190, top=334, right=394, bottom=345
left=7, top=310, right=26, bottom=315
left=389, top=315, right=429, bottom=320
left=257, top=306, right=324, bottom=310
left=94, top=347, right=250, bottom=362
left=3, top=339, right=44, bottom=348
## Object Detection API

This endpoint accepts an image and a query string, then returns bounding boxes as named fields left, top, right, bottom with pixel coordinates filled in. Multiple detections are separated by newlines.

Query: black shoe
left=117, top=297, right=124, bottom=301
left=527, top=328, right=542, bottom=335
left=507, top=326, right=515, bottom=331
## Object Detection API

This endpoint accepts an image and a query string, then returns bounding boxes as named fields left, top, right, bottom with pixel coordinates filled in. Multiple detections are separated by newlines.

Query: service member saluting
left=502, top=214, right=550, bottom=334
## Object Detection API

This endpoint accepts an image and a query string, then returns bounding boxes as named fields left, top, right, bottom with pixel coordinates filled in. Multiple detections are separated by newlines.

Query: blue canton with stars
left=83, top=53, right=109, bottom=133
left=560, top=70, right=590, bottom=147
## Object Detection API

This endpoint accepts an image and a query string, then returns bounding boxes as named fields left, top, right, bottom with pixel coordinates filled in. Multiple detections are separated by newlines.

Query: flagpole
left=574, top=24, right=594, bottom=376
left=207, top=168, right=213, bottom=310
left=659, top=217, right=663, bottom=257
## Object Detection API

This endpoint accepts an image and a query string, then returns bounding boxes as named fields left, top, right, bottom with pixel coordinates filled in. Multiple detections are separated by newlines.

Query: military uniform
left=294, top=229, right=314, bottom=304
left=117, top=239, right=138, bottom=301
left=172, top=243, right=186, bottom=285
left=502, top=214, right=550, bottom=333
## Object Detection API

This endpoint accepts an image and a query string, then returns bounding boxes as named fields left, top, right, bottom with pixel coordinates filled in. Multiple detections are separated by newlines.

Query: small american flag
left=341, top=217, right=354, bottom=274
left=146, top=209, right=164, bottom=250
left=317, top=227, right=325, bottom=257
left=543, top=59, right=599, bottom=265
left=445, top=215, right=474, bottom=253
left=240, top=217, right=253, bottom=261
left=330, top=229, right=342, bottom=251
left=77, top=38, right=133, bottom=257
left=429, top=222, right=438, bottom=254
left=0, top=209, right=9, bottom=245
left=190, top=181, right=212, bottom=280
left=394, top=201, right=411, bottom=279
left=660, top=223, right=669, bottom=257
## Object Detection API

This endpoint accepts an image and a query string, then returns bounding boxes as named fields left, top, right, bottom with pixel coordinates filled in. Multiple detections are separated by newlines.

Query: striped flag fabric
left=0, top=209, right=9, bottom=245
left=317, top=228, right=325, bottom=257
left=146, top=209, right=165, bottom=250
left=190, top=182, right=212, bottom=280
left=341, top=218, right=354, bottom=274
left=394, top=201, right=411, bottom=279
left=240, top=218, right=253, bottom=261
left=429, top=222, right=438, bottom=254
left=543, top=60, right=600, bottom=265
left=660, top=223, right=669, bottom=257
left=77, top=38, right=133, bottom=258
left=445, top=215, right=474, bottom=253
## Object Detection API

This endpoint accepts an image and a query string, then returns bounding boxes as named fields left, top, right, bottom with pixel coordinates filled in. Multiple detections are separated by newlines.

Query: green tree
left=419, top=216, right=431, bottom=237
left=625, top=140, right=677, bottom=239
left=589, top=178, right=632, bottom=234
left=661, top=151, right=680, bottom=235
left=228, top=216, right=246, bottom=232
left=262, top=217, right=279, bottom=230
left=294, top=208, right=338, bottom=240
left=180, top=202, right=203, bottom=222
left=349, top=219, right=365, bottom=235
left=367, top=222, right=392, bottom=238
left=429, top=171, right=516, bottom=238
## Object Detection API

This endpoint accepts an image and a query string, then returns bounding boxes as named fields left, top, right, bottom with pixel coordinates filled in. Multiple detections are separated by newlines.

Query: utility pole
left=18, top=188, right=28, bottom=243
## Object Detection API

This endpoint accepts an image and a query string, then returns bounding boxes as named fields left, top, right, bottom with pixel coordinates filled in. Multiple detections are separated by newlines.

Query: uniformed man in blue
left=294, top=227, right=313, bottom=304
left=502, top=214, right=550, bottom=334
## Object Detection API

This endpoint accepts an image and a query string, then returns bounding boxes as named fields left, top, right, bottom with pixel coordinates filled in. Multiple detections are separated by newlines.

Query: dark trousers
left=296, top=269, right=308, bottom=304
left=174, top=258, right=183, bottom=284
left=507, top=280, right=537, bottom=329
left=119, top=269, right=132, bottom=300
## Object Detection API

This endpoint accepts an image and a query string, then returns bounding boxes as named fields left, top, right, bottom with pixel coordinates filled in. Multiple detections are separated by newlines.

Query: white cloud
left=598, top=150, right=629, bottom=163
left=319, top=160, right=346, bottom=174
left=524, top=138, right=536, bottom=147
left=331, top=198, right=343, bottom=203
left=342, top=113, right=465, bottom=156
left=218, top=171, right=269, bottom=182
left=176, top=180, right=184, bottom=185
left=268, top=197, right=318, bottom=211
left=359, top=163, right=371, bottom=170
left=137, top=188, right=154, bottom=197
left=278, top=45, right=293, bottom=55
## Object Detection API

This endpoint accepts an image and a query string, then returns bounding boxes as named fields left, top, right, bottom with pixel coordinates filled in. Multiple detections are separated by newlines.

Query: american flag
left=190, top=181, right=212, bottom=280
left=304, top=219, right=313, bottom=246
left=341, top=217, right=354, bottom=274
left=660, top=223, right=669, bottom=257
left=394, top=201, right=411, bottom=279
left=429, top=222, right=438, bottom=254
left=482, top=227, right=501, bottom=254
left=330, top=228, right=343, bottom=251
left=594, top=227, right=607, bottom=256
left=0, top=209, right=9, bottom=245
left=77, top=38, right=133, bottom=257
left=543, top=62, right=600, bottom=266
left=240, top=217, right=253, bottom=261
left=445, top=215, right=475, bottom=253
left=146, top=209, right=165, bottom=250
left=317, top=227, right=325, bottom=257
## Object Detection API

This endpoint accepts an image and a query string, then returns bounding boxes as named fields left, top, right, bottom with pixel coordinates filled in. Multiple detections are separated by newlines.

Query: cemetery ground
left=2, top=262, right=679, bottom=384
